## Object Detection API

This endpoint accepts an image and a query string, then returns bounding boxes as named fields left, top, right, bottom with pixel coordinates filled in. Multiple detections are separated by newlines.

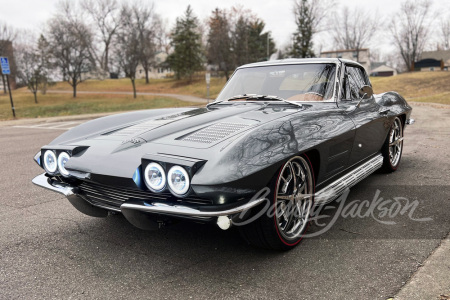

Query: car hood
left=60, top=104, right=302, bottom=178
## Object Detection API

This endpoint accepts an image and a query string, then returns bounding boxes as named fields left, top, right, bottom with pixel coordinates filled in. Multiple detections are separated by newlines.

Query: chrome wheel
left=275, top=156, right=313, bottom=241
left=389, top=118, right=403, bottom=167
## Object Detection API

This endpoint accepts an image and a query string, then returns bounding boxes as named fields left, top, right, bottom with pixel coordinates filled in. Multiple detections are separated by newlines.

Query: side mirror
left=359, top=85, right=373, bottom=99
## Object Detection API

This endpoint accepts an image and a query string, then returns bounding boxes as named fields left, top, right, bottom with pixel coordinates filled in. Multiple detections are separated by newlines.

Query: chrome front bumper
left=32, top=173, right=108, bottom=218
left=32, top=172, right=75, bottom=197
left=32, top=173, right=265, bottom=229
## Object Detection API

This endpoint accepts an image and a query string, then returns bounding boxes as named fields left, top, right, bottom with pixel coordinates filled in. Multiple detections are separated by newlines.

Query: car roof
left=237, top=58, right=364, bottom=69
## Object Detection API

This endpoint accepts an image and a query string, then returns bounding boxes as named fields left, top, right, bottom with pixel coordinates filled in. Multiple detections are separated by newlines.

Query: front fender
left=375, top=91, right=412, bottom=118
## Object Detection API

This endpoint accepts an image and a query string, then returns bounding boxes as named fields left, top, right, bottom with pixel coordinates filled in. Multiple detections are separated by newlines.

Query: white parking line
left=47, top=121, right=79, bottom=128
left=13, top=121, right=85, bottom=131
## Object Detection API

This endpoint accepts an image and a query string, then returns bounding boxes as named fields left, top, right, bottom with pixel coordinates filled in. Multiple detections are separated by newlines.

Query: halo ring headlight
left=144, top=163, right=166, bottom=192
left=43, top=150, right=57, bottom=174
left=167, top=166, right=190, bottom=196
left=57, top=152, right=71, bottom=177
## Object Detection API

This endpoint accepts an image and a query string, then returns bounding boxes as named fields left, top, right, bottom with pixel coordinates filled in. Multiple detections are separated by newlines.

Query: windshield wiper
left=206, top=94, right=252, bottom=108
left=207, top=94, right=303, bottom=108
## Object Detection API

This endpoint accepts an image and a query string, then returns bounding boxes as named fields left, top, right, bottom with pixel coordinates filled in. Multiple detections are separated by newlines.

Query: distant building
left=80, top=52, right=173, bottom=81
left=319, top=48, right=371, bottom=72
left=0, top=40, right=17, bottom=90
left=136, top=52, right=172, bottom=80
left=370, top=62, right=397, bottom=77
left=412, top=59, right=444, bottom=71
left=80, top=67, right=109, bottom=81
left=413, top=50, right=450, bottom=71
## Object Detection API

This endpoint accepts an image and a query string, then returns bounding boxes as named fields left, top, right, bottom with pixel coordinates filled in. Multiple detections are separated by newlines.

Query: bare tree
left=390, top=0, right=433, bottom=71
left=132, top=2, right=160, bottom=84
left=441, top=18, right=450, bottom=50
left=36, top=35, right=53, bottom=95
left=294, top=0, right=335, bottom=32
left=0, top=22, right=17, bottom=94
left=331, top=6, right=379, bottom=61
left=115, top=4, right=141, bottom=98
left=15, top=44, right=41, bottom=103
left=155, top=18, right=171, bottom=54
left=48, top=1, right=95, bottom=97
left=81, top=0, right=120, bottom=73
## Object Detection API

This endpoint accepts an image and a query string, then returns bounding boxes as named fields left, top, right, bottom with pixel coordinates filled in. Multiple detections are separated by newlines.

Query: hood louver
left=180, top=123, right=249, bottom=144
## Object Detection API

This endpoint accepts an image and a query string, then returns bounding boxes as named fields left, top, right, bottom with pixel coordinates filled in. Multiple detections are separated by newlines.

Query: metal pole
left=6, top=75, right=15, bottom=118
left=1, top=74, right=7, bottom=94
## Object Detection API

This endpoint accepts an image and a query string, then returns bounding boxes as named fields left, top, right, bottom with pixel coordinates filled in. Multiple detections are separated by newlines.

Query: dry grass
left=0, top=75, right=225, bottom=120
left=50, top=76, right=227, bottom=99
left=0, top=91, right=199, bottom=120
left=371, top=71, right=450, bottom=104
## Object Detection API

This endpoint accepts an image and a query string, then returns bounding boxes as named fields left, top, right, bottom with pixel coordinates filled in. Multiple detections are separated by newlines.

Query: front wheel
left=381, top=116, right=404, bottom=172
left=238, top=155, right=314, bottom=250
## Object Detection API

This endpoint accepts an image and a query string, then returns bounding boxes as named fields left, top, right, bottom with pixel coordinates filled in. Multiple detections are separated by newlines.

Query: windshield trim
left=212, top=62, right=340, bottom=105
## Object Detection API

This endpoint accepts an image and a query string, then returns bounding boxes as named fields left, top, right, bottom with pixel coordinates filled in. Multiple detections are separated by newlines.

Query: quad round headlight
left=43, top=150, right=57, bottom=174
left=144, top=163, right=166, bottom=192
left=57, top=152, right=71, bottom=177
left=167, top=166, right=190, bottom=195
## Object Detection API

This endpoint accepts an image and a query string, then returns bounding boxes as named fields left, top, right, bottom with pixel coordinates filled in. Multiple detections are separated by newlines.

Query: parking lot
left=0, top=103, right=449, bottom=299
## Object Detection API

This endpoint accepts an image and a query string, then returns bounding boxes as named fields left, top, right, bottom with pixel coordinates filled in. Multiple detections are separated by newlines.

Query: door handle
left=379, top=109, right=390, bottom=115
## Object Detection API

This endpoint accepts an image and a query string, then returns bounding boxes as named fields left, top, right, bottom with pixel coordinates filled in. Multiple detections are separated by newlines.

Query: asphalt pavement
left=0, top=103, right=449, bottom=299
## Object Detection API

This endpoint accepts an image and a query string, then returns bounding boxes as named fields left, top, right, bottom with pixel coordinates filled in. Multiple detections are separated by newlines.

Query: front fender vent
left=180, top=123, right=249, bottom=144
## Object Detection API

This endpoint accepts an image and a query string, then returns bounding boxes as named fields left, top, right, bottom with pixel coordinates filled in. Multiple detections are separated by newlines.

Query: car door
left=338, top=64, right=389, bottom=165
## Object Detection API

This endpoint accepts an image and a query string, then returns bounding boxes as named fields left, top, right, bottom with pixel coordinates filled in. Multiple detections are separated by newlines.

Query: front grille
left=181, top=123, right=249, bottom=143
left=78, top=181, right=212, bottom=209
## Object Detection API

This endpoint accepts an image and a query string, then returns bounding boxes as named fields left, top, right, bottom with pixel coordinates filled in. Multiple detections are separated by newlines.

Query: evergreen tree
left=291, top=0, right=315, bottom=58
left=231, top=17, right=275, bottom=67
left=232, top=16, right=250, bottom=67
left=167, top=5, right=203, bottom=81
left=247, top=20, right=275, bottom=62
left=206, top=8, right=232, bottom=80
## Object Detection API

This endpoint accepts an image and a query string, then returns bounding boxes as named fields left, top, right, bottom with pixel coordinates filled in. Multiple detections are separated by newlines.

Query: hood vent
left=181, top=123, right=249, bottom=144
left=106, top=114, right=190, bottom=137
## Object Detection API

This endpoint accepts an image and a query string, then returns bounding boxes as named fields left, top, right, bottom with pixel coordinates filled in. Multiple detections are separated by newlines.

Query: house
left=413, top=50, right=450, bottom=71
left=319, top=48, right=371, bottom=72
left=412, top=59, right=444, bottom=71
left=370, top=62, right=397, bottom=77
left=80, top=67, right=109, bottom=81
left=136, top=52, right=172, bottom=80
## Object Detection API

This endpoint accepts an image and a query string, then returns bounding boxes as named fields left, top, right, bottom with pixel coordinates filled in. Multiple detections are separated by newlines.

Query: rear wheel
left=381, top=117, right=403, bottom=172
left=239, top=155, right=314, bottom=250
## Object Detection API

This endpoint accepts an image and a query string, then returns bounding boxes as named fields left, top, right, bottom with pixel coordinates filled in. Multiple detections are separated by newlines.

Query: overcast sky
left=1, top=0, right=448, bottom=57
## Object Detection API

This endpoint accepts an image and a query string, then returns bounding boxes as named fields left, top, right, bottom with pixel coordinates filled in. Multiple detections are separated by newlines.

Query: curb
left=393, top=234, right=450, bottom=300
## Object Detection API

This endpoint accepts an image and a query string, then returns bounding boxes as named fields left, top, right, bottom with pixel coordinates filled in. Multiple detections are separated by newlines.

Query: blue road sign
left=1, top=57, right=11, bottom=75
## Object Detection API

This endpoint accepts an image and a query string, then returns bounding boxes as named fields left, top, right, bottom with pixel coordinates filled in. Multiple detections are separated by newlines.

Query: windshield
left=216, top=63, right=337, bottom=102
